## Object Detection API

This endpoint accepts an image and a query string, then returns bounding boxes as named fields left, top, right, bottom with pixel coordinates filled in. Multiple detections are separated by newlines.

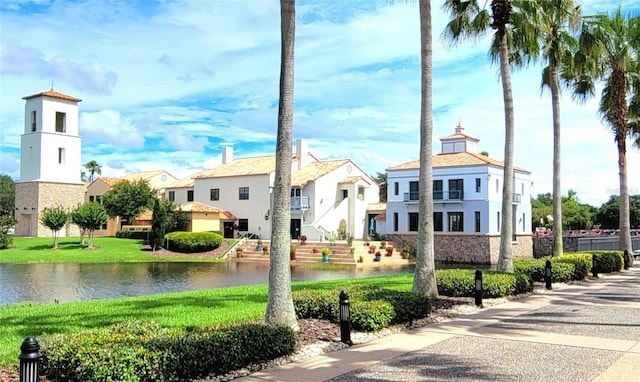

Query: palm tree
left=520, top=1, right=581, bottom=257
left=84, top=160, right=102, bottom=182
left=264, top=0, right=298, bottom=329
left=411, top=0, right=437, bottom=298
left=566, top=7, right=639, bottom=260
left=442, top=0, right=517, bottom=272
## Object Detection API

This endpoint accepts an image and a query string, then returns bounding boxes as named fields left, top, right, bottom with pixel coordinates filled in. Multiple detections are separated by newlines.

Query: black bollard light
left=623, top=250, right=630, bottom=270
left=19, top=337, right=41, bottom=382
left=474, top=269, right=483, bottom=307
left=592, top=255, right=598, bottom=278
left=339, top=290, right=352, bottom=345
left=544, top=260, right=553, bottom=290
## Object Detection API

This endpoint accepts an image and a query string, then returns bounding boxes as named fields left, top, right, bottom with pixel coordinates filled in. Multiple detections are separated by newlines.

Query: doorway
left=223, top=222, right=235, bottom=238
left=290, top=218, right=301, bottom=239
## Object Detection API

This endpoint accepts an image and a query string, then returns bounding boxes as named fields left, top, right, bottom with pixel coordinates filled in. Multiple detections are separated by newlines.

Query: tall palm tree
left=411, top=0, right=437, bottom=298
left=264, top=0, right=298, bottom=329
left=520, top=1, right=581, bottom=257
left=84, top=160, right=102, bottom=182
left=442, top=0, right=516, bottom=272
left=566, top=8, right=639, bottom=261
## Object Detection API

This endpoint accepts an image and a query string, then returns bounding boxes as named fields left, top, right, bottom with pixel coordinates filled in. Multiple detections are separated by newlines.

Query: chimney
left=222, top=146, right=233, bottom=164
left=296, top=139, right=309, bottom=170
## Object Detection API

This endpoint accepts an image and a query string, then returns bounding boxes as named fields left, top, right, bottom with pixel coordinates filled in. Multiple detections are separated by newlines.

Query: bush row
left=115, top=230, right=149, bottom=240
left=436, top=269, right=533, bottom=297
left=41, top=321, right=296, bottom=382
left=164, top=231, right=223, bottom=253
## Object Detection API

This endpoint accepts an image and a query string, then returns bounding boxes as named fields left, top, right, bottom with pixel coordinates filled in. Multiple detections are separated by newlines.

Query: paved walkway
left=237, top=264, right=640, bottom=382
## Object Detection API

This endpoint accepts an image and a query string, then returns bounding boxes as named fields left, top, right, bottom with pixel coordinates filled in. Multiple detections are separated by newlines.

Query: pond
left=0, top=261, right=420, bottom=307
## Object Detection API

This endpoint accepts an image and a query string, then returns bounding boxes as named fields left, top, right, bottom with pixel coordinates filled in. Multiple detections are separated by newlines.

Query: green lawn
left=0, top=236, right=231, bottom=263
left=0, top=274, right=414, bottom=366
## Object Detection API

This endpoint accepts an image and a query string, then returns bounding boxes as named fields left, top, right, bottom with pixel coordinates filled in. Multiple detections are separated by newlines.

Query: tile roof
left=94, top=177, right=122, bottom=187
left=367, top=202, right=386, bottom=211
left=291, top=159, right=350, bottom=187
left=121, top=170, right=167, bottom=181
left=167, top=169, right=210, bottom=188
left=196, top=156, right=278, bottom=179
left=178, top=201, right=238, bottom=219
left=386, top=152, right=530, bottom=173
left=22, top=89, right=82, bottom=102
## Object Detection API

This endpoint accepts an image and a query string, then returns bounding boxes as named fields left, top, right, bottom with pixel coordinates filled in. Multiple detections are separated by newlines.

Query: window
left=522, top=212, right=526, bottom=232
left=168, top=191, right=175, bottom=202
left=495, top=179, right=499, bottom=193
left=448, top=212, right=464, bottom=232
left=497, top=211, right=501, bottom=231
left=210, top=188, right=219, bottom=201
left=55, top=112, right=66, bottom=132
left=58, top=148, right=65, bottom=164
left=433, top=180, right=443, bottom=200
left=89, top=195, right=94, bottom=202
left=30, top=111, right=36, bottom=132
left=238, top=219, right=248, bottom=231
left=475, top=178, right=481, bottom=193
left=475, top=211, right=481, bottom=232
left=394, top=182, right=399, bottom=196
left=434, top=212, right=443, bottom=232
left=291, top=188, right=301, bottom=197
left=408, top=181, right=419, bottom=201
left=239, top=187, right=249, bottom=200
left=187, top=190, right=194, bottom=202
left=393, top=212, right=398, bottom=232
left=342, top=189, right=348, bottom=199
left=96, top=195, right=101, bottom=204
left=449, top=179, right=463, bottom=200
left=408, top=213, right=419, bottom=232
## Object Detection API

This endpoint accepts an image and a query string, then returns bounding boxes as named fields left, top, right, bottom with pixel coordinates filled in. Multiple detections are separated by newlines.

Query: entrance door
left=367, top=213, right=377, bottom=239
left=290, top=219, right=301, bottom=239
left=223, top=222, right=235, bottom=238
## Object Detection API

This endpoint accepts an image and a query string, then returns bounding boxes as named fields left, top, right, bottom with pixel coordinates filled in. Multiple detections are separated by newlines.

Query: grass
left=0, top=236, right=232, bottom=263
left=0, top=274, right=414, bottom=366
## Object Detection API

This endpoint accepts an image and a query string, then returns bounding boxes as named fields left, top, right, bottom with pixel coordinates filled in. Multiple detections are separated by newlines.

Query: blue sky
left=1, top=0, right=639, bottom=207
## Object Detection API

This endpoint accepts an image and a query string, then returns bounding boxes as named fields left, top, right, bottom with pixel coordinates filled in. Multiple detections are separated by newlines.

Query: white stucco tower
left=14, top=88, right=84, bottom=237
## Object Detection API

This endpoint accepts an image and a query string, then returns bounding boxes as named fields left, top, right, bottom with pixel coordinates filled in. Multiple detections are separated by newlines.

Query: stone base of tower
left=14, top=181, right=85, bottom=237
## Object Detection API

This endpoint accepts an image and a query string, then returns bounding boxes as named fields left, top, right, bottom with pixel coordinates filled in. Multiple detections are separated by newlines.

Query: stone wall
left=532, top=236, right=579, bottom=258
left=385, top=233, right=533, bottom=265
left=14, top=181, right=84, bottom=237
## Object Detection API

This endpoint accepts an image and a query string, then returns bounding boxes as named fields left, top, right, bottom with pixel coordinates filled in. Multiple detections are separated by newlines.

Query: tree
left=373, top=172, right=387, bottom=202
left=531, top=193, right=553, bottom=229
left=163, top=200, right=188, bottom=233
left=411, top=0, right=437, bottom=298
left=84, top=160, right=102, bottom=182
left=40, top=206, right=68, bottom=249
left=0, top=214, right=17, bottom=249
left=150, top=198, right=167, bottom=251
left=0, top=174, right=15, bottom=216
left=521, top=0, right=581, bottom=256
left=264, top=0, right=298, bottom=330
left=102, top=180, right=156, bottom=228
left=566, top=7, right=639, bottom=260
left=70, top=202, right=108, bottom=249
left=442, top=0, right=518, bottom=272
left=561, top=190, right=592, bottom=230
left=595, top=195, right=640, bottom=229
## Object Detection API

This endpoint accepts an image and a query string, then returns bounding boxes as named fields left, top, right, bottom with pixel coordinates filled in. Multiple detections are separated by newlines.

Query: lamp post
left=623, top=250, right=630, bottom=270
left=19, top=337, right=41, bottom=382
left=544, top=260, right=552, bottom=290
left=474, top=269, right=483, bottom=307
left=339, top=291, right=352, bottom=345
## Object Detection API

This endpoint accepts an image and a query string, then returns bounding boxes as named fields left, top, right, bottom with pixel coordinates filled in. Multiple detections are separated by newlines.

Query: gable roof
left=387, top=152, right=530, bottom=173
left=22, top=89, right=82, bottom=102
left=291, top=159, right=350, bottom=187
left=178, top=201, right=238, bottom=219
left=196, top=156, right=277, bottom=179
left=121, top=170, right=169, bottom=181
left=167, top=169, right=210, bottom=189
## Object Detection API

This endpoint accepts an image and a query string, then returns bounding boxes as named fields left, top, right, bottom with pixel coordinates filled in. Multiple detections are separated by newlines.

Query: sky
left=1, top=0, right=639, bottom=207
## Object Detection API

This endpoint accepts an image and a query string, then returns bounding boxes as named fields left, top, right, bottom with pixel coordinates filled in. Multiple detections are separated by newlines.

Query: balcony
left=404, top=191, right=464, bottom=203
left=513, top=193, right=522, bottom=203
left=291, top=196, right=310, bottom=212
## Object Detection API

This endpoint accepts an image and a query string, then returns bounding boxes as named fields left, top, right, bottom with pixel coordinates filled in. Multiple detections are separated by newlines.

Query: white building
left=385, top=125, right=533, bottom=264
left=14, top=88, right=85, bottom=237
left=165, top=139, right=380, bottom=240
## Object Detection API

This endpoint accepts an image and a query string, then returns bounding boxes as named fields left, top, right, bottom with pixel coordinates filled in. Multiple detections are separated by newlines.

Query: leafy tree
left=102, top=180, right=156, bottom=227
left=412, top=0, right=438, bottom=298
left=373, top=172, right=387, bottom=202
left=70, top=202, right=108, bottom=249
left=265, top=0, right=298, bottom=330
left=531, top=193, right=553, bottom=229
left=0, top=214, right=17, bottom=249
left=0, top=174, right=15, bottom=215
left=40, top=206, right=68, bottom=249
left=163, top=200, right=188, bottom=233
left=561, top=190, right=592, bottom=230
left=84, top=160, right=102, bottom=182
left=150, top=198, right=167, bottom=251
left=595, top=195, right=640, bottom=229
left=566, top=7, right=639, bottom=257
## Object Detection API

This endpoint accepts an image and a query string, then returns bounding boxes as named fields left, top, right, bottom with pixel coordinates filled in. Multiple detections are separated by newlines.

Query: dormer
left=440, top=124, right=480, bottom=154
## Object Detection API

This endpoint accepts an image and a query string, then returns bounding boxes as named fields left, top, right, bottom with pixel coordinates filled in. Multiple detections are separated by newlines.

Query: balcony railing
left=291, top=196, right=310, bottom=212
left=404, top=190, right=464, bottom=202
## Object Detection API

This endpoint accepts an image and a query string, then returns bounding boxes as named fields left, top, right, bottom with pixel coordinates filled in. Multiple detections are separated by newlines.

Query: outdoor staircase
left=232, top=239, right=412, bottom=267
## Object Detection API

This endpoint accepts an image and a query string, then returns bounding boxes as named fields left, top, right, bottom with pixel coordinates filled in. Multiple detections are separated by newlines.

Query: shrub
left=514, top=258, right=576, bottom=283
left=0, top=214, right=16, bottom=249
left=437, top=269, right=533, bottom=297
left=293, top=289, right=337, bottom=320
left=591, top=251, right=623, bottom=274
left=350, top=300, right=395, bottom=331
left=164, top=231, right=223, bottom=253
left=116, top=230, right=149, bottom=240
left=555, top=253, right=592, bottom=280
left=362, top=287, right=431, bottom=324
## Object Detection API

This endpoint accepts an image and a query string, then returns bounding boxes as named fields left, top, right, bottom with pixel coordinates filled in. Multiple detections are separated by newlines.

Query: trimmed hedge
left=116, top=230, right=149, bottom=240
left=513, top=258, right=575, bottom=283
left=164, top=231, right=223, bottom=253
left=41, top=321, right=296, bottom=382
left=591, top=251, right=623, bottom=274
left=436, top=269, right=533, bottom=297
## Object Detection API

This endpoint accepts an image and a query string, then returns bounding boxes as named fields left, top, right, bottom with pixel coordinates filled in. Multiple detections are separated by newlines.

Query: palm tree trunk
left=496, top=29, right=514, bottom=272
left=550, top=63, right=563, bottom=257
left=618, top=140, right=633, bottom=262
left=265, top=0, right=298, bottom=329
left=412, top=0, right=437, bottom=297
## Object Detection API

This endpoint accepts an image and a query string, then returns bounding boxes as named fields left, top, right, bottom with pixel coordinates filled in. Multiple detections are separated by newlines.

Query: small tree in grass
left=0, top=214, right=17, bottom=249
left=40, top=206, right=68, bottom=249
left=70, top=202, right=108, bottom=249
left=150, top=198, right=167, bottom=251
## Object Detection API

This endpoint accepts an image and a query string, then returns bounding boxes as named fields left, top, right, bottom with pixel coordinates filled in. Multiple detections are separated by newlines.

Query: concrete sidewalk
left=236, top=265, right=640, bottom=382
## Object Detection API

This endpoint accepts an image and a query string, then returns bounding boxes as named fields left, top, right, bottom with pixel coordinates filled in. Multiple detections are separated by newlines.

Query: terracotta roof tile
left=167, top=169, right=210, bottom=188
left=96, top=177, right=122, bottom=187
left=367, top=202, right=386, bottom=211
left=291, top=160, right=349, bottom=187
left=121, top=170, right=166, bottom=181
left=196, top=156, right=278, bottom=179
left=374, top=211, right=386, bottom=220
left=22, top=89, right=82, bottom=102
left=387, top=152, right=530, bottom=173
left=178, top=201, right=238, bottom=220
